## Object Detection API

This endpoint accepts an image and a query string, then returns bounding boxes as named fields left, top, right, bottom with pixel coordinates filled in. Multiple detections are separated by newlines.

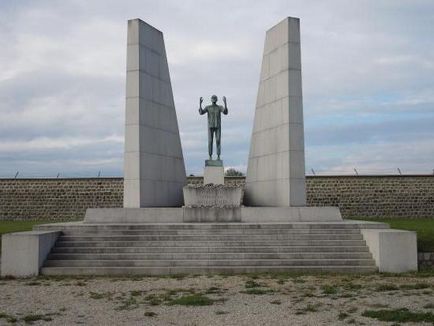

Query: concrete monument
left=124, top=19, right=186, bottom=207
left=245, top=17, right=306, bottom=207
left=199, top=95, right=228, bottom=185
left=0, top=17, right=418, bottom=277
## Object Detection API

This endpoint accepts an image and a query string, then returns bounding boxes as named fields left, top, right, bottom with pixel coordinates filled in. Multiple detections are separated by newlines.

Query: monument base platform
left=29, top=219, right=413, bottom=276
left=84, top=206, right=343, bottom=223
left=0, top=219, right=417, bottom=276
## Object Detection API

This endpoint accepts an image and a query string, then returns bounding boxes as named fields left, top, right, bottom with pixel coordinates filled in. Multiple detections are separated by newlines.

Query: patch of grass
left=367, top=303, right=389, bottom=308
left=116, top=296, right=139, bottom=311
left=347, top=307, right=358, bottom=313
left=343, top=283, right=362, bottom=291
left=0, top=312, right=17, bottom=323
left=149, top=298, right=163, bottom=305
left=424, top=303, right=434, bottom=309
left=338, top=312, right=349, bottom=320
left=295, top=304, right=318, bottom=315
left=75, top=281, right=87, bottom=286
left=321, top=285, right=338, bottom=295
left=165, top=288, right=196, bottom=296
left=89, top=291, right=114, bottom=300
left=242, top=288, right=274, bottom=295
left=354, top=218, right=434, bottom=252
left=25, top=281, right=42, bottom=286
left=362, top=308, right=434, bottom=323
left=166, top=274, right=186, bottom=280
left=130, top=290, right=145, bottom=297
left=400, top=282, right=430, bottom=290
left=144, top=311, right=157, bottom=317
left=205, top=286, right=224, bottom=294
left=375, top=284, right=399, bottom=292
left=301, top=291, right=315, bottom=298
left=167, top=294, right=214, bottom=306
left=245, top=280, right=262, bottom=288
left=22, top=313, right=55, bottom=324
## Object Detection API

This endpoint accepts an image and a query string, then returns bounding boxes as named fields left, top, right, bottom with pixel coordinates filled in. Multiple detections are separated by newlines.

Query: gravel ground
left=1, top=272, right=434, bottom=325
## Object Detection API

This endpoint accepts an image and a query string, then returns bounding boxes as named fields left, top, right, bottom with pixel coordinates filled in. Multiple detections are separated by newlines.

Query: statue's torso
left=205, top=105, right=222, bottom=129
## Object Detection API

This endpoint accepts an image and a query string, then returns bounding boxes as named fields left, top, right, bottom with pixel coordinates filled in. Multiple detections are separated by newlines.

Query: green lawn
left=354, top=218, right=434, bottom=252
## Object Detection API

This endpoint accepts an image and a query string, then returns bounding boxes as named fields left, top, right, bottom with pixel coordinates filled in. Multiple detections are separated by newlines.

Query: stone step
left=60, top=228, right=363, bottom=235
left=40, top=265, right=378, bottom=275
left=55, top=240, right=367, bottom=247
left=52, top=245, right=370, bottom=254
left=58, top=234, right=364, bottom=241
left=44, top=258, right=376, bottom=268
left=47, top=252, right=373, bottom=260
left=39, top=221, right=382, bottom=275
left=36, top=222, right=385, bottom=231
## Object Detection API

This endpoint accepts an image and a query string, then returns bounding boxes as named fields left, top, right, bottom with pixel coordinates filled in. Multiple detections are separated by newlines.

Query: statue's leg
left=216, top=128, right=221, bottom=159
left=208, top=128, right=213, bottom=159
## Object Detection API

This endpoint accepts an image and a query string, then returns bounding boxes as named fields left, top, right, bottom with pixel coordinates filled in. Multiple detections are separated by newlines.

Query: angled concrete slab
left=245, top=17, right=306, bottom=207
left=124, top=19, right=186, bottom=208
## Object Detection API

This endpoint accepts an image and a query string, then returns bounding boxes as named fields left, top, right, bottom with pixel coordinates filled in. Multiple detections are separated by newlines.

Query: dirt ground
left=1, top=272, right=434, bottom=325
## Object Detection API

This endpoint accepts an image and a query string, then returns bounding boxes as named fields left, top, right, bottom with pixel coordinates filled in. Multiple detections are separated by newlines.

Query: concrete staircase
left=36, top=223, right=379, bottom=275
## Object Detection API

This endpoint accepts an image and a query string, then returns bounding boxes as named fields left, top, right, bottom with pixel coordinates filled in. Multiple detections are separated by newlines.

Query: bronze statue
left=199, top=95, right=228, bottom=160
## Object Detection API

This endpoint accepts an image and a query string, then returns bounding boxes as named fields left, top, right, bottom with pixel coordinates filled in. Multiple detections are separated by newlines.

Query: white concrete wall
left=1, top=231, right=60, bottom=277
left=124, top=19, right=186, bottom=208
left=245, top=17, right=306, bottom=207
left=203, top=166, right=224, bottom=185
left=361, top=229, right=418, bottom=273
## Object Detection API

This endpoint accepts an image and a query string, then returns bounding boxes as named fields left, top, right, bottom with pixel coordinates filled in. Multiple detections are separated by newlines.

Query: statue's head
left=211, top=95, right=218, bottom=104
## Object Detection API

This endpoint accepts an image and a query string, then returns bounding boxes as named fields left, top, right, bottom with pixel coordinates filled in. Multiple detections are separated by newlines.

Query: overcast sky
left=0, top=0, right=433, bottom=177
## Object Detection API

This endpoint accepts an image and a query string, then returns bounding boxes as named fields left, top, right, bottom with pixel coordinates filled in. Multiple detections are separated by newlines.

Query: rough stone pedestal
left=204, top=160, right=224, bottom=185
left=183, top=185, right=243, bottom=207
left=182, top=183, right=243, bottom=223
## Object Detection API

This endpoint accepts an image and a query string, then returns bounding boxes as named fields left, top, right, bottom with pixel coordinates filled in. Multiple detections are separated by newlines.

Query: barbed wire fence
left=1, top=168, right=433, bottom=179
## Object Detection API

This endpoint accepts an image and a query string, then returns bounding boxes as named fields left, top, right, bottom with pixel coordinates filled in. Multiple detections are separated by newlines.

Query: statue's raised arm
left=221, top=96, right=228, bottom=115
left=198, top=97, right=207, bottom=115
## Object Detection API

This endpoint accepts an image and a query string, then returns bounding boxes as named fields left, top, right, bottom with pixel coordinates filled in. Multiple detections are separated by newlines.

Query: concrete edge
left=361, top=228, right=418, bottom=273
left=1, top=231, right=60, bottom=277
left=84, top=207, right=344, bottom=223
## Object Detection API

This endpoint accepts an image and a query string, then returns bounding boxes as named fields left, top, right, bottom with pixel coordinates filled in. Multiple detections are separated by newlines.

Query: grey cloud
left=0, top=0, right=433, bottom=177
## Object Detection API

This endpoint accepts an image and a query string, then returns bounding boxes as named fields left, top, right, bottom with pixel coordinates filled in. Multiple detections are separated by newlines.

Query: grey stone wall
left=0, top=175, right=433, bottom=220
left=306, top=176, right=434, bottom=218
left=418, top=252, right=434, bottom=268
left=0, top=178, right=123, bottom=220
